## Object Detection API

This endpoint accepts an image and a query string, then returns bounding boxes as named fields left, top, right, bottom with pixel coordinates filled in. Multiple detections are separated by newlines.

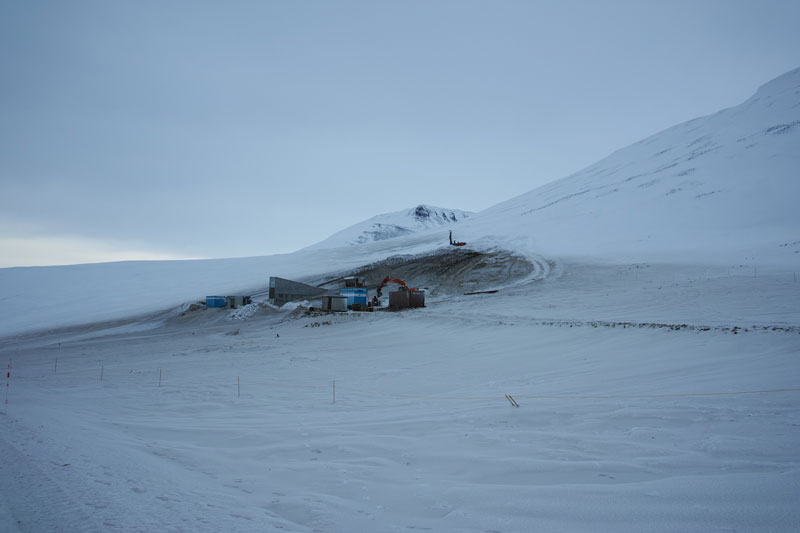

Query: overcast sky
left=1, top=0, right=799, bottom=267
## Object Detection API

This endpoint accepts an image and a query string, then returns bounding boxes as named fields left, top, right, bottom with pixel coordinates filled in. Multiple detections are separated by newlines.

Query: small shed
left=320, top=295, right=348, bottom=312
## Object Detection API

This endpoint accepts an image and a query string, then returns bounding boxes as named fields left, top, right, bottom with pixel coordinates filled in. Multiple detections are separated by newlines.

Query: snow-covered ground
left=1, top=67, right=799, bottom=531
left=1, top=261, right=798, bottom=532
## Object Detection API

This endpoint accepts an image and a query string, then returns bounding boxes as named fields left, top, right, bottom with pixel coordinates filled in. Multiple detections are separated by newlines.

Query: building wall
left=389, top=290, right=410, bottom=309
left=409, top=291, right=426, bottom=308
left=388, top=290, right=425, bottom=309
left=339, top=287, right=367, bottom=306
left=321, top=296, right=348, bottom=312
left=269, top=277, right=327, bottom=306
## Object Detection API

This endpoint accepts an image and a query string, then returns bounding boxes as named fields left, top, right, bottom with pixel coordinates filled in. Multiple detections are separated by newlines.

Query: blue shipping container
left=339, top=287, right=367, bottom=306
left=206, top=296, right=226, bottom=308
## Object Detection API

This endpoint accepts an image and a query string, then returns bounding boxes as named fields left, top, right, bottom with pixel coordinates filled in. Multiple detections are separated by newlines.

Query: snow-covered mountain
left=308, top=67, right=800, bottom=263
left=304, top=204, right=472, bottom=250
left=462, top=66, right=800, bottom=263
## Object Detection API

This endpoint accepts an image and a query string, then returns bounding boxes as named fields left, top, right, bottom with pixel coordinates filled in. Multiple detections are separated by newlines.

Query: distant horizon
left=2, top=1, right=800, bottom=267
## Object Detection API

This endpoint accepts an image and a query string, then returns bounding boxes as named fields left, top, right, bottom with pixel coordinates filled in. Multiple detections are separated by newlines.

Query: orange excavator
left=376, top=276, right=418, bottom=297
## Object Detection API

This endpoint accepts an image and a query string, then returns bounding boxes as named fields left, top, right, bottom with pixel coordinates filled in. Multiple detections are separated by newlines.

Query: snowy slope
left=459, top=66, right=800, bottom=264
left=304, top=204, right=472, bottom=250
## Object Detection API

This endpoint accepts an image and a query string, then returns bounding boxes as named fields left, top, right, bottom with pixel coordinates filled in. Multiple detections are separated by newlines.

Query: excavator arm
left=376, top=276, right=412, bottom=297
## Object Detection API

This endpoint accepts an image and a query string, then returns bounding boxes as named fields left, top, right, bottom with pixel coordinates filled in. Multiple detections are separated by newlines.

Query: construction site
left=262, top=245, right=538, bottom=313
left=193, top=230, right=545, bottom=316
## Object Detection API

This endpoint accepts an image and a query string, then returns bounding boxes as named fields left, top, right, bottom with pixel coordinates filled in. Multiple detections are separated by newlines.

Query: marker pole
left=4, top=361, right=10, bottom=414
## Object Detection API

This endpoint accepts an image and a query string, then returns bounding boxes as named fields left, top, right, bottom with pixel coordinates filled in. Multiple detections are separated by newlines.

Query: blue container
left=206, top=296, right=226, bottom=308
left=339, top=287, right=367, bottom=306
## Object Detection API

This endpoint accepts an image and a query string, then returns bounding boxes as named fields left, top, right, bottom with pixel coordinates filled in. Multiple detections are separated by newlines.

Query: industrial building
left=269, top=277, right=327, bottom=306
left=339, top=276, right=367, bottom=307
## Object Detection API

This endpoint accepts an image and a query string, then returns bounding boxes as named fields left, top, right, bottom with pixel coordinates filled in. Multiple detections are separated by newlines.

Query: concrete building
left=269, top=277, right=327, bottom=307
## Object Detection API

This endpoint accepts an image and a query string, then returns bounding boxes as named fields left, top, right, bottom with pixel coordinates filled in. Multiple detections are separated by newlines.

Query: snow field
left=2, top=284, right=799, bottom=531
left=427, top=260, right=800, bottom=336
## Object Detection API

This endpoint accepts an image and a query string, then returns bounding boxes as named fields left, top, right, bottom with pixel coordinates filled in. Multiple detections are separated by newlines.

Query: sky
left=1, top=0, right=799, bottom=268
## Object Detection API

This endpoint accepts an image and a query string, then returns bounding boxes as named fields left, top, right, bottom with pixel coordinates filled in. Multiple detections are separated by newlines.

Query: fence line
left=6, top=360, right=800, bottom=404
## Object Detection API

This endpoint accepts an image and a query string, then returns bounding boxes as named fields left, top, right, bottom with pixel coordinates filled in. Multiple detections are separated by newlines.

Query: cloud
left=0, top=233, right=197, bottom=268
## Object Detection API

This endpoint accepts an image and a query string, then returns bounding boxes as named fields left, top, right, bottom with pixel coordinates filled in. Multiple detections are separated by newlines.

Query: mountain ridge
left=304, top=204, right=473, bottom=250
